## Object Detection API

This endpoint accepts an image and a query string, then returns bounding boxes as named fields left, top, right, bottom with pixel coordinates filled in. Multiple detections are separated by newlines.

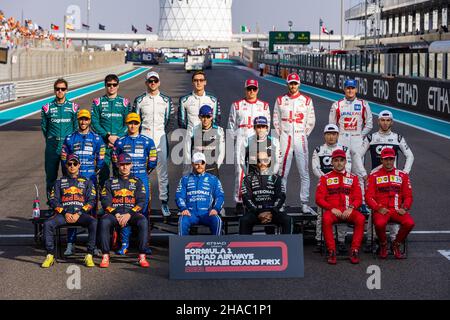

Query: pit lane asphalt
left=0, top=64, right=449, bottom=299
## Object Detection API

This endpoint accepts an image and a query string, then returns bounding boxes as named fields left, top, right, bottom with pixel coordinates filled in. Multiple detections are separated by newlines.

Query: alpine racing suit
left=98, top=176, right=148, bottom=254
left=134, top=91, right=174, bottom=202
left=176, top=172, right=224, bottom=236
left=43, top=176, right=97, bottom=255
left=315, top=170, right=365, bottom=252
left=40, top=99, right=78, bottom=199
left=241, top=134, right=280, bottom=176
left=91, top=95, right=131, bottom=186
left=178, top=91, right=221, bottom=131
left=240, top=171, right=291, bottom=235
left=228, top=98, right=271, bottom=203
left=273, top=92, right=315, bottom=204
left=184, top=124, right=226, bottom=177
left=365, top=167, right=415, bottom=245
left=311, top=143, right=352, bottom=242
left=113, top=134, right=158, bottom=214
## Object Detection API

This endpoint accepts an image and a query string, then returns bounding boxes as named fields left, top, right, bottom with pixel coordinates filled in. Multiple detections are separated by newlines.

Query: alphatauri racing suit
left=178, top=91, right=221, bottom=131
left=228, top=98, right=271, bottom=203
left=134, top=91, right=173, bottom=202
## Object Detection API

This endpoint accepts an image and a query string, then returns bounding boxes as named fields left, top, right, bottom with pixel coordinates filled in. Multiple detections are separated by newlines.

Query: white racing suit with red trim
left=228, top=98, right=271, bottom=203
left=273, top=92, right=316, bottom=204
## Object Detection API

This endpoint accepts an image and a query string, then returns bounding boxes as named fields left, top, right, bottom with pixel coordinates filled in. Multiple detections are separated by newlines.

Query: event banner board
left=0, top=83, right=16, bottom=104
left=269, top=31, right=311, bottom=52
left=170, top=235, right=304, bottom=280
left=267, top=63, right=450, bottom=121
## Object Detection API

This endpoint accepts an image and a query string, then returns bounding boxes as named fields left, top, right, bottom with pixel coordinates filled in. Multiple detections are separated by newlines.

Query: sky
left=1, top=0, right=362, bottom=36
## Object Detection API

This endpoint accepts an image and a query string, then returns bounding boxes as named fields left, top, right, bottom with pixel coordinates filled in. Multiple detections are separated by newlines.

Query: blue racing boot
left=116, top=226, right=131, bottom=255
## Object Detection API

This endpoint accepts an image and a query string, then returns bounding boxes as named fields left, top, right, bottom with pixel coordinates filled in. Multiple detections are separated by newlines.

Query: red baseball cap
left=245, top=79, right=259, bottom=88
left=331, top=149, right=347, bottom=159
left=381, top=148, right=396, bottom=159
left=287, top=73, right=300, bottom=83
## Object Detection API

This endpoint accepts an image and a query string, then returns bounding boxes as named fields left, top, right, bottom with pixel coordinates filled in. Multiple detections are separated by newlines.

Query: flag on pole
left=322, top=25, right=330, bottom=34
left=66, top=23, right=75, bottom=31
left=82, top=23, right=90, bottom=30
left=319, top=18, right=324, bottom=27
left=241, top=25, right=250, bottom=33
left=99, top=24, right=106, bottom=31
left=146, top=25, right=153, bottom=32
left=50, top=23, right=59, bottom=31
left=132, top=25, right=138, bottom=33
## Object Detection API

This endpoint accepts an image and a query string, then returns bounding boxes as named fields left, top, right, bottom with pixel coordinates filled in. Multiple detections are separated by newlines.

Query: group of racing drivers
left=40, top=69, right=416, bottom=268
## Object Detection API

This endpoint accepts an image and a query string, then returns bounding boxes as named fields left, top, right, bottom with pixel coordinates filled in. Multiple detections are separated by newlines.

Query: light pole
left=340, top=0, right=344, bottom=49
left=86, top=0, right=91, bottom=49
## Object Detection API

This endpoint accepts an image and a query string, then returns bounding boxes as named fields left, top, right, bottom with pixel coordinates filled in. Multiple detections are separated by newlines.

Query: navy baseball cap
left=66, top=154, right=80, bottom=164
left=253, top=116, right=268, bottom=126
left=344, top=79, right=358, bottom=88
left=117, top=153, right=132, bottom=164
left=199, top=105, right=213, bottom=116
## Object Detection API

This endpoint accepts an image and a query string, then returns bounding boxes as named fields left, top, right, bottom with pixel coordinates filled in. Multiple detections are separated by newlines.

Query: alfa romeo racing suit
left=311, top=143, right=352, bottom=242
left=134, top=91, right=173, bottom=202
left=273, top=92, right=315, bottom=204
left=98, top=176, right=148, bottom=254
left=315, top=170, right=365, bottom=252
left=228, top=98, right=271, bottom=203
left=178, top=91, right=221, bottom=131
left=113, top=134, right=158, bottom=214
left=40, top=99, right=78, bottom=199
left=240, top=171, right=291, bottom=234
left=91, top=95, right=131, bottom=186
left=241, top=134, right=280, bottom=176
left=43, top=176, right=97, bottom=255
left=176, top=172, right=224, bottom=236
left=365, top=167, right=415, bottom=245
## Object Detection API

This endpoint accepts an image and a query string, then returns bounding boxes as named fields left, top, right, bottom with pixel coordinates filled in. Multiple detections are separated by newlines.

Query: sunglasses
left=106, top=83, right=119, bottom=88
left=67, top=162, right=79, bottom=167
left=55, top=87, right=67, bottom=92
left=147, top=79, right=159, bottom=84
left=246, top=87, right=258, bottom=92
left=258, top=158, right=271, bottom=164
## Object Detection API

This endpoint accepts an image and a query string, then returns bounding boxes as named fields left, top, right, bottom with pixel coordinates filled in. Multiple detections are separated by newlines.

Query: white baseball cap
left=146, top=71, right=160, bottom=80
left=192, top=152, right=206, bottom=164
left=324, top=124, right=339, bottom=133
left=379, top=110, right=393, bottom=120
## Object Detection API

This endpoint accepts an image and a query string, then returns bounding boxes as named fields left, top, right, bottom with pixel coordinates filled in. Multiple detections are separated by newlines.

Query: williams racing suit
left=178, top=91, right=221, bottom=131
left=228, top=98, right=271, bottom=203
left=176, top=172, right=224, bottom=236
left=273, top=92, right=315, bottom=204
left=241, top=134, right=280, bottom=176
left=134, top=91, right=173, bottom=202
left=40, top=99, right=78, bottom=199
left=98, top=176, right=148, bottom=254
left=240, top=171, right=291, bottom=235
left=91, top=95, right=131, bottom=186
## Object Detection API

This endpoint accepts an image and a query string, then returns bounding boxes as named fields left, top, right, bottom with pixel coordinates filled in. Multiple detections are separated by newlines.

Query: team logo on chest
left=327, top=178, right=339, bottom=185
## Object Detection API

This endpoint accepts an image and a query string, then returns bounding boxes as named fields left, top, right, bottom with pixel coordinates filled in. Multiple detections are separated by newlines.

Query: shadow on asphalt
left=0, top=118, right=42, bottom=132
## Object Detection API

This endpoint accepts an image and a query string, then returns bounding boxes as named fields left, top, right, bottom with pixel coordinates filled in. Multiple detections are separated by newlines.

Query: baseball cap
left=379, top=110, right=393, bottom=120
left=192, top=152, right=206, bottom=164
left=344, top=79, right=358, bottom=88
left=199, top=105, right=213, bottom=116
left=146, top=71, right=160, bottom=81
left=287, top=73, right=300, bottom=83
left=245, top=79, right=259, bottom=88
left=117, top=153, right=133, bottom=164
left=253, top=116, right=268, bottom=126
left=331, top=149, right=347, bottom=159
left=381, top=148, right=396, bottom=159
left=125, top=112, right=141, bottom=124
left=324, top=124, right=339, bottom=133
left=77, top=109, right=91, bottom=119
left=66, top=154, right=80, bottom=164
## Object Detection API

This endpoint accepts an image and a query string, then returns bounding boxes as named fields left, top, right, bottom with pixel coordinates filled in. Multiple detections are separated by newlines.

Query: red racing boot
left=138, top=254, right=150, bottom=268
left=392, top=241, right=405, bottom=259
left=378, top=242, right=388, bottom=259
left=327, top=250, right=337, bottom=265
left=100, top=254, right=110, bottom=268
left=350, top=249, right=360, bottom=264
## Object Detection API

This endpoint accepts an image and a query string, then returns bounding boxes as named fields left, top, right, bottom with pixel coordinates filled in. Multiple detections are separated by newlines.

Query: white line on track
left=437, top=250, right=450, bottom=261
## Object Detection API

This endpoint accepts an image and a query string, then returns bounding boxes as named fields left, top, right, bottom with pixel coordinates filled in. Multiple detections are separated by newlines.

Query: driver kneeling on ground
left=239, top=151, right=292, bottom=235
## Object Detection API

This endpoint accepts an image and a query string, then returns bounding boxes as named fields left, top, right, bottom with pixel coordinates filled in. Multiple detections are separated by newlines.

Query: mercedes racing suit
left=43, top=176, right=97, bottom=255
left=311, top=143, right=352, bottom=242
left=228, top=98, right=271, bottom=203
left=134, top=91, right=173, bottom=202
left=184, top=124, right=226, bottom=177
left=98, top=176, right=148, bottom=254
left=315, top=170, right=365, bottom=252
left=365, top=167, right=415, bottom=245
left=240, top=171, right=291, bottom=235
left=176, top=172, right=224, bottom=236
left=178, top=91, right=221, bottom=131
left=273, top=92, right=315, bottom=204
left=241, top=134, right=280, bottom=176
left=91, top=95, right=131, bottom=186
left=40, top=99, right=78, bottom=199
left=113, top=134, right=158, bottom=214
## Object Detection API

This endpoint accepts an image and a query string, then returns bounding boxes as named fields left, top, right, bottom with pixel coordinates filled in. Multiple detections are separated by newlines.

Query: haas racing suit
left=240, top=171, right=291, bottom=235
left=241, top=134, right=280, bottom=176
left=365, top=167, right=415, bottom=245
left=91, top=95, right=131, bottom=186
left=43, top=176, right=97, bottom=255
left=178, top=91, right=221, bottom=131
left=134, top=91, right=173, bottom=203
left=228, top=98, right=271, bottom=203
left=41, top=99, right=78, bottom=199
left=273, top=92, right=315, bottom=204
left=176, top=172, right=225, bottom=236
left=113, top=134, right=157, bottom=214
left=184, top=124, right=226, bottom=177
left=98, top=176, right=148, bottom=254
left=315, top=170, right=366, bottom=253
left=311, top=143, right=352, bottom=242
